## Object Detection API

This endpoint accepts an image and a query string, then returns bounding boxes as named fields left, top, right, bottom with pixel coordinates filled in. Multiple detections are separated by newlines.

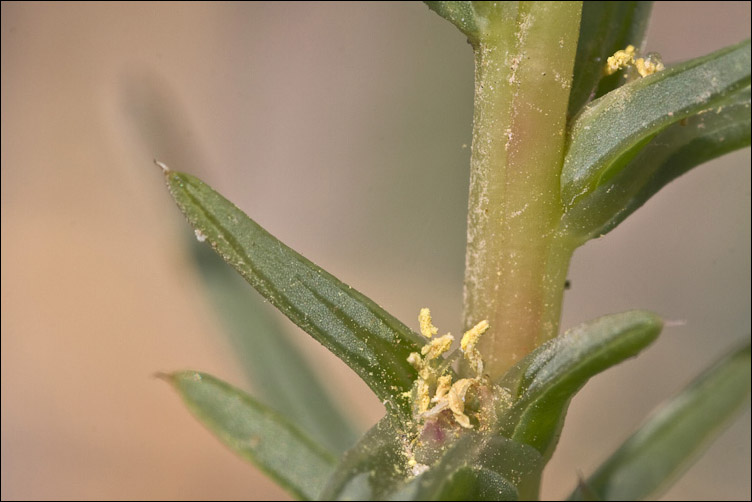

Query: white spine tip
left=154, top=159, right=170, bottom=173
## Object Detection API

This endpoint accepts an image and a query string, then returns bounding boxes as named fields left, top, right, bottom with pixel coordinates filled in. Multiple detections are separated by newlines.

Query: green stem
left=463, top=2, right=582, bottom=380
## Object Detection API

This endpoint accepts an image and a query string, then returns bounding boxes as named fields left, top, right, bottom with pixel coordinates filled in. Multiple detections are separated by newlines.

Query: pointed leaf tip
left=153, top=371, right=174, bottom=383
left=154, top=159, right=170, bottom=173
left=163, top=170, right=424, bottom=419
left=498, top=310, right=662, bottom=459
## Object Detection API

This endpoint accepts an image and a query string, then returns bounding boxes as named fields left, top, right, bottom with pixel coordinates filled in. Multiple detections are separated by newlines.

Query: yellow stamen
left=448, top=378, right=476, bottom=429
left=420, top=333, right=454, bottom=361
left=418, top=308, right=439, bottom=338
left=407, top=352, right=423, bottom=370
left=432, top=375, right=453, bottom=403
left=461, top=320, right=489, bottom=376
left=460, top=320, right=489, bottom=352
left=606, top=45, right=665, bottom=79
left=606, top=44, right=635, bottom=75
left=634, top=55, right=665, bottom=77
left=407, top=352, right=432, bottom=380
left=416, top=379, right=431, bottom=414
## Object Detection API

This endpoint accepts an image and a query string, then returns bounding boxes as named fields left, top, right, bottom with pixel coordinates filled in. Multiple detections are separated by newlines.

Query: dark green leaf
left=569, top=342, right=751, bottom=501
left=561, top=40, right=751, bottom=211
left=568, top=1, right=653, bottom=120
left=423, top=2, right=527, bottom=47
left=427, top=467, right=517, bottom=501
left=498, top=311, right=662, bottom=460
left=562, top=87, right=751, bottom=240
left=424, top=1, right=480, bottom=44
left=321, top=416, right=543, bottom=501
left=190, top=242, right=358, bottom=454
left=319, top=416, right=408, bottom=501
left=393, top=433, right=543, bottom=501
left=164, top=170, right=424, bottom=418
left=164, top=371, right=336, bottom=500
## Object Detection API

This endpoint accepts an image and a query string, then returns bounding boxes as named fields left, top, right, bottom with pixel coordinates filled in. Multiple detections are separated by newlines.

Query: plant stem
left=463, top=2, right=582, bottom=380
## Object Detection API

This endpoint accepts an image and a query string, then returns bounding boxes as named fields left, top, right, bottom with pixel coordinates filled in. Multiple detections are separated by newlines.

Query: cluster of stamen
left=606, top=44, right=665, bottom=78
left=407, top=308, right=490, bottom=429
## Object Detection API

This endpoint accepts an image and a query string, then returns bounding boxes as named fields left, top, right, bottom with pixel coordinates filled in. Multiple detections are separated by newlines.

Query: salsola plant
left=156, top=2, right=750, bottom=500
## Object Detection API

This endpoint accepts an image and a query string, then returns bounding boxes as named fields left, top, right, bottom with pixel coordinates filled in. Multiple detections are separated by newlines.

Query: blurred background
left=1, top=2, right=749, bottom=500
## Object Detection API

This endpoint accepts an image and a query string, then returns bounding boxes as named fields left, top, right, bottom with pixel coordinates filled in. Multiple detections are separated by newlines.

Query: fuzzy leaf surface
left=165, top=371, right=336, bottom=500
left=321, top=417, right=543, bottom=501
left=319, top=417, right=407, bottom=500
left=392, top=433, right=543, bottom=501
left=569, top=342, right=751, bottom=501
left=562, top=87, right=750, bottom=240
left=165, top=170, right=424, bottom=418
left=562, top=40, right=751, bottom=210
left=423, top=467, right=517, bottom=501
left=498, top=311, right=662, bottom=460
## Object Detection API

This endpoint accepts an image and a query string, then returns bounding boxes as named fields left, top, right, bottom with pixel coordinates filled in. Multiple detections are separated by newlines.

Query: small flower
left=407, top=308, right=491, bottom=430
left=606, top=45, right=665, bottom=78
